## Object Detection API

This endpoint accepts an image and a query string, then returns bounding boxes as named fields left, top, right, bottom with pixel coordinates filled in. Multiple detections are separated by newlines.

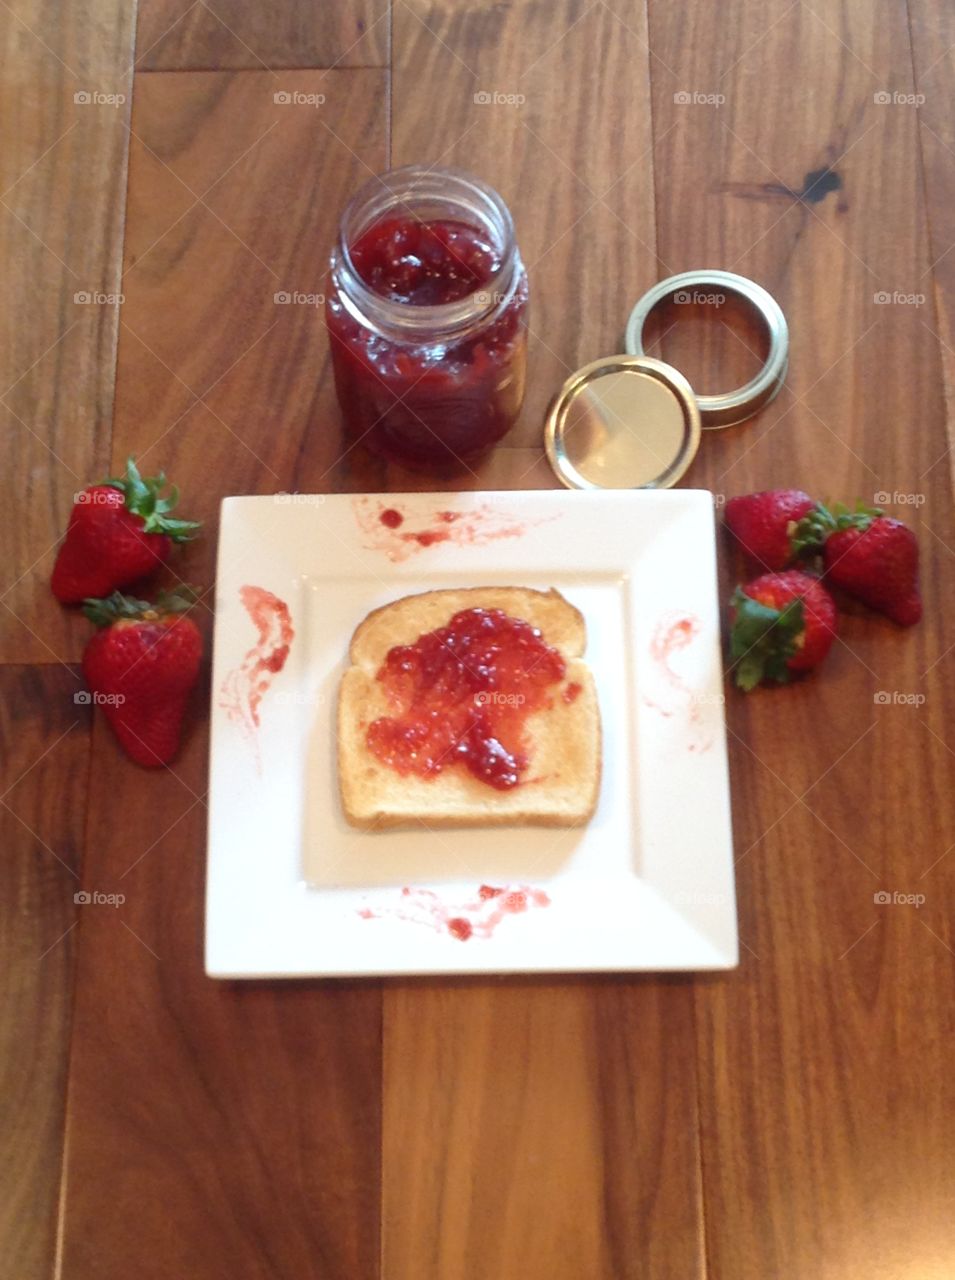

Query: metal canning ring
left=624, top=269, right=789, bottom=429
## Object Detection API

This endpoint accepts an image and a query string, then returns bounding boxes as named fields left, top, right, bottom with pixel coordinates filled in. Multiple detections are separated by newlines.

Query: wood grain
left=0, top=667, right=88, bottom=1279
left=384, top=979, right=704, bottom=1280
left=642, top=0, right=955, bottom=1274
left=137, top=0, right=389, bottom=71
left=383, top=6, right=705, bottom=1278
left=59, top=713, right=383, bottom=1280
left=56, top=67, right=389, bottom=1279
left=909, top=0, right=955, bottom=481
left=112, top=68, right=388, bottom=609
left=0, top=0, right=135, bottom=663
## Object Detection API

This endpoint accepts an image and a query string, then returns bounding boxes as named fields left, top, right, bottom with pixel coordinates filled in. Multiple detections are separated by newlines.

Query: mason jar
left=325, top=165, right=529, bottom=470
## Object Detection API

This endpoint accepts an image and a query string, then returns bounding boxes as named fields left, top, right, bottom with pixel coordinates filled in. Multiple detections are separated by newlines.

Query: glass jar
left=325, top=165, right=529, bottom=470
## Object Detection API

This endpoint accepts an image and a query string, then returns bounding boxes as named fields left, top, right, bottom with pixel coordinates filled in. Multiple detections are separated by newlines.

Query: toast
left=337, top=587, right=602, bottom=829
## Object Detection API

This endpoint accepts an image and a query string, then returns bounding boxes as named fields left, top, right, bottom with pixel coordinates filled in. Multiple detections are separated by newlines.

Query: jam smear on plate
left=357, top=882, right=551, bottom=940
left=366, top=607, right=566, bottom=789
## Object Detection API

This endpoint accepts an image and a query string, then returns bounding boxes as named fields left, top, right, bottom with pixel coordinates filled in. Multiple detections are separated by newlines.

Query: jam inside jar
left=326, top=166, right=528, bottom=471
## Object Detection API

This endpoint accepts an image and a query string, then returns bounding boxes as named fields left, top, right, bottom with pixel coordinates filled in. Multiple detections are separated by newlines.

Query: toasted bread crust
left=338, top=588, right=601, bottom=830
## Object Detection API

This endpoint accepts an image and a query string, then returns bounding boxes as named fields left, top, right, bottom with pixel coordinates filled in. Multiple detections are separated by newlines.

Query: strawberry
left=81, top=589, right=202, bottom=767
left=724, top=489, right=816, bottom=569
left=796, top=502, right=921, bottom=626
left=730, top=570, right=837, bottom=690
left=51, top=457, right=200, bottom=603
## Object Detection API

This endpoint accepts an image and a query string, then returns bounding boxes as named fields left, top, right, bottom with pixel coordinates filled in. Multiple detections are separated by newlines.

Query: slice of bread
left=338, top=587, right=602, bottom=830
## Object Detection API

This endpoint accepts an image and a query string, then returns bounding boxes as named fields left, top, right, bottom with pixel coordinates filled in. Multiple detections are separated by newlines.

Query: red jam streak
left=357, top=883, right=551, bottom=941
left=643, top=613, right=712, bottom=753
left=366, top=607, right=566, bottom=790
left=563, top=681, right=582, bottom=704
left=219, top=586, right=294, bottom=750
left=326, top=215, right=528, bottom=469
left=651, top=615, right=699, bottom=706
left=354, top=498, right=555, bottom=564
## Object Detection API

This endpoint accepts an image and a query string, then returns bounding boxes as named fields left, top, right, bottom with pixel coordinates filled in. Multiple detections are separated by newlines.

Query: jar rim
left=333, top=164, right=520, bottom=338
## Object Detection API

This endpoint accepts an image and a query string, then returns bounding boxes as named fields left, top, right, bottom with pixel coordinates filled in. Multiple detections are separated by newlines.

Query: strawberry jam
left=326, top=167, right=528, bottom=471
left=349, top=218, right=498, bottom=305
left=366, top=607, right=565, bottom=790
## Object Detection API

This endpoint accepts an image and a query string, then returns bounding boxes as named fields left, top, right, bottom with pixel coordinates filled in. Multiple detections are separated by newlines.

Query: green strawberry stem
left=82, top=586, right=200, bottom=628
left=730, top=589, right=805, bottom=691
left=103, top=457, right=201, bottom=542
left=791, top=499, right=882, bottom=557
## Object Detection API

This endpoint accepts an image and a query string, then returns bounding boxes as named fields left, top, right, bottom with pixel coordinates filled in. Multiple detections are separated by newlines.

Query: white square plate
left=206, top=489, right=737, bottom=977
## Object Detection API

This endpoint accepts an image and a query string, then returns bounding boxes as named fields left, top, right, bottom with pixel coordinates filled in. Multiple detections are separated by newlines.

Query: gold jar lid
left=544, top=356, right=701, bottom=490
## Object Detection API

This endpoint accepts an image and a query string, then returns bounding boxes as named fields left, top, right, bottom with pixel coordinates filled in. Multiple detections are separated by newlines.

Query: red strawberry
left=797, top=504, right=921, bottom=626
left=724, top=489, right=816, bottom=569
left=81, top=590, right=202, bottom=767
left=52, top=457, right=200, bottom=603
left=730, top=570, right=837, bottom=690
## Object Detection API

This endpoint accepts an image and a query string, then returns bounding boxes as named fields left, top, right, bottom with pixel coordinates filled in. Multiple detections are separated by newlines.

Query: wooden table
left=3, top=2, right=954, bottom=1276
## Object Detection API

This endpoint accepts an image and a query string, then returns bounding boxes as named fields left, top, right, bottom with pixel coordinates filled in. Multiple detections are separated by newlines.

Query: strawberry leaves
left=730, top=590, right=805, bottom=691
left=104, top=457, right=201, bottom=542
left=791, top=499, right=882, bottom=557
left=82, top=586, right=200, bottom=628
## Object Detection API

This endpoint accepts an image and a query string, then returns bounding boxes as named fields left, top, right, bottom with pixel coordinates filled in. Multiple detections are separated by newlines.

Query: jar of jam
left=326, top=165, right=528, bottom=470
